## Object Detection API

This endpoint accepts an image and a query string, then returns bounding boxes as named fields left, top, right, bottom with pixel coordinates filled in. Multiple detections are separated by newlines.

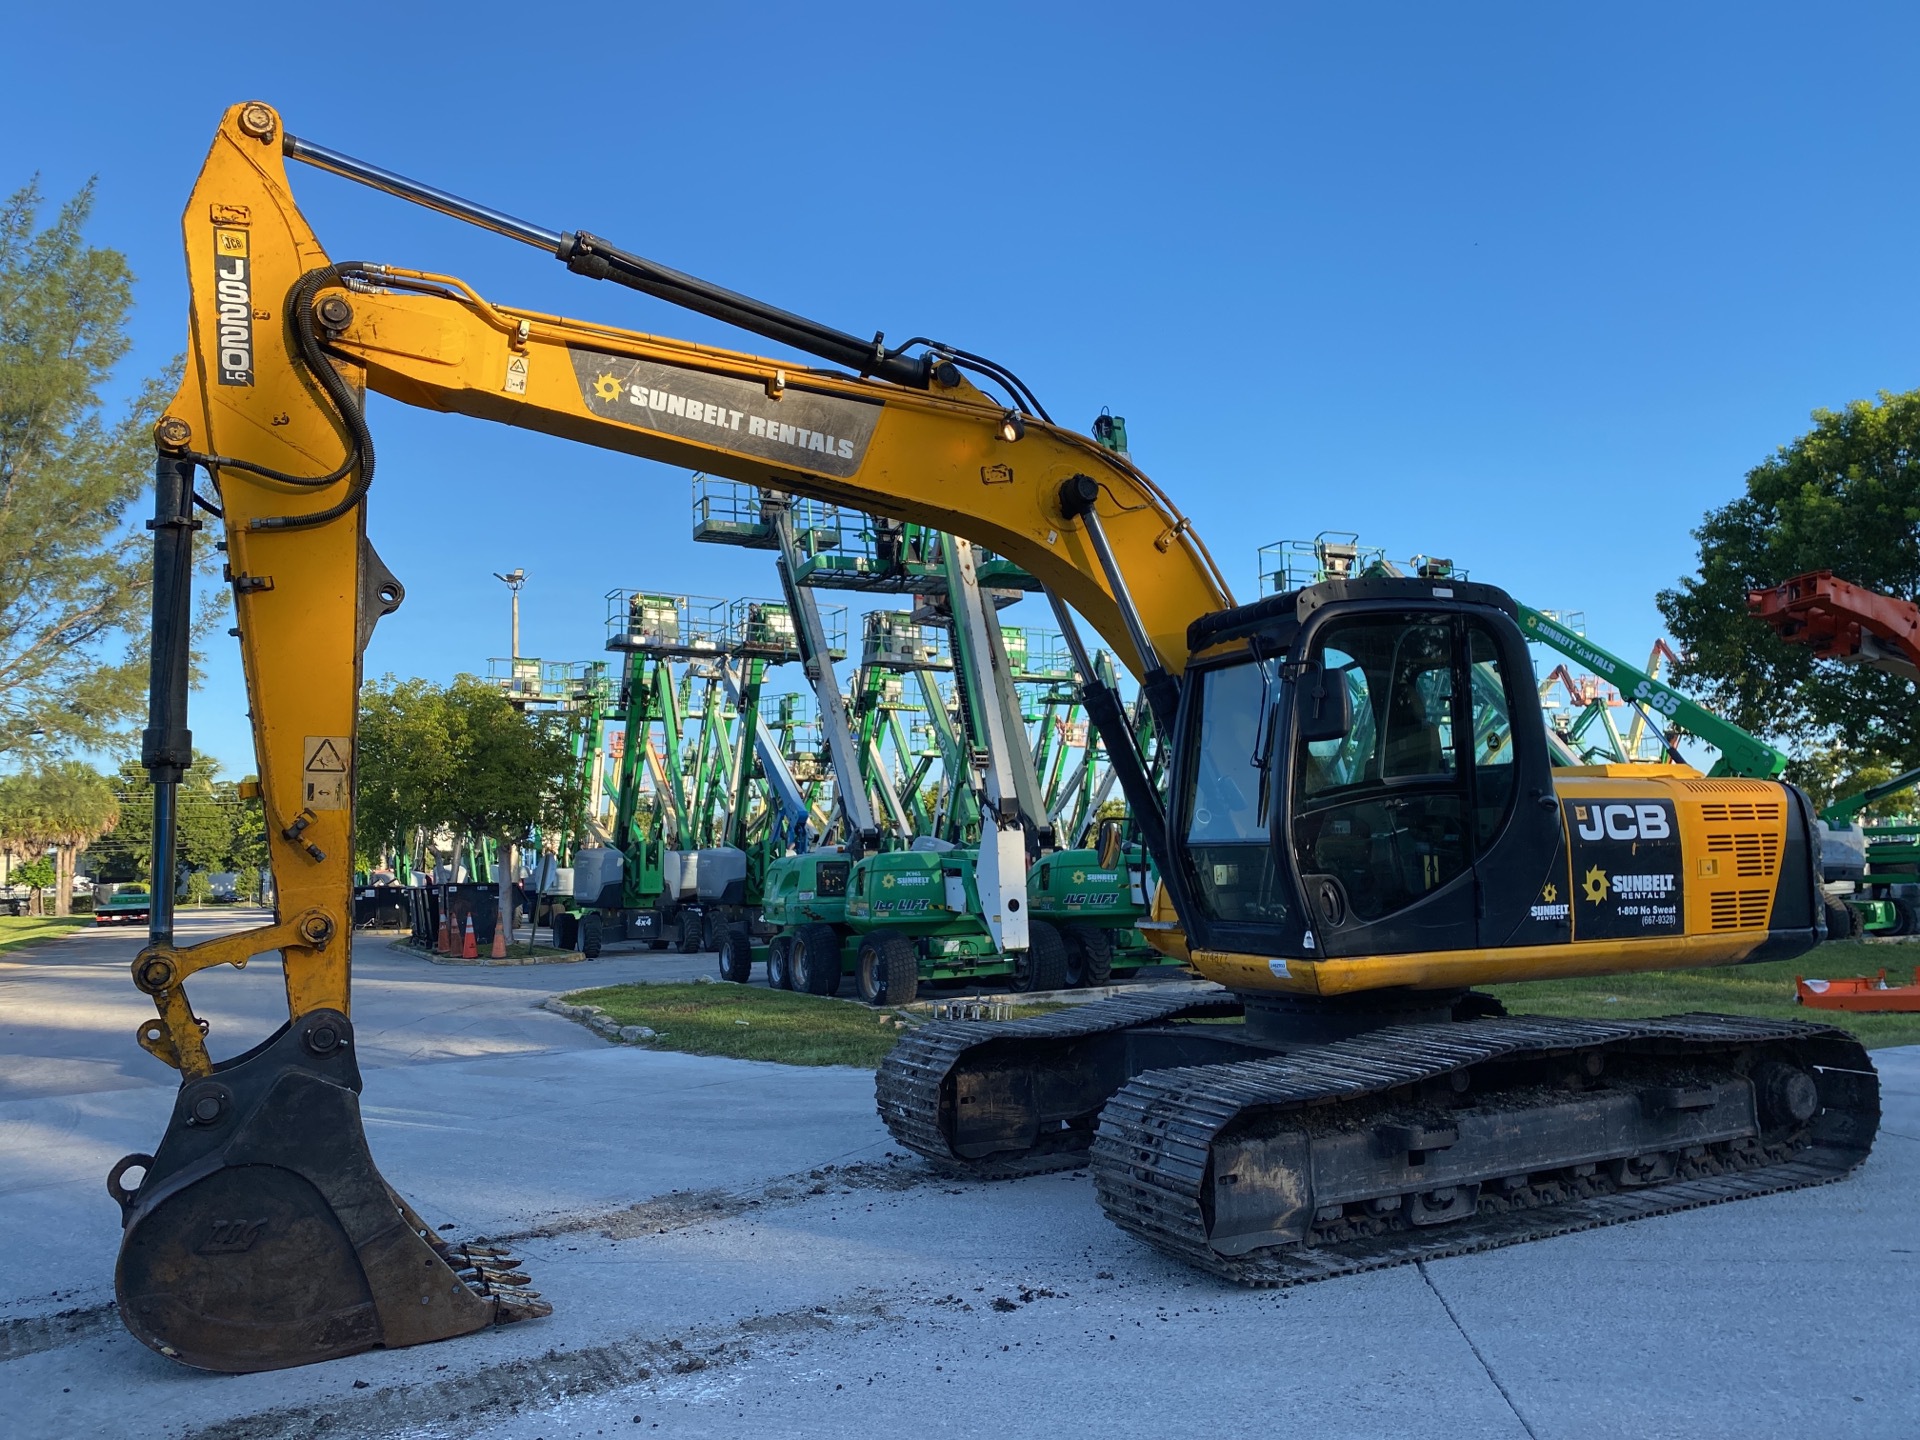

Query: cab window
left=1181, top=660, right=1289, bottom=924
left=1290, top=615, right=1469, bottom=926
left=1467, top=625, right=1517, bottom=846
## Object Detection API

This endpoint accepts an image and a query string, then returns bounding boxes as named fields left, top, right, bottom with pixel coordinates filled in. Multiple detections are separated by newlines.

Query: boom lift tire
left=1012, top=921, right=1069, bottom=993
left=1062, top=926, right=1114, bottom=989
left=858, top=932, right=919, bottom=1006
left=1898, top=898, right=1920, bottom=937
left=767, top=934, right=794, bottom=990
left=580, top=912, right=603, bottom=960
left=718, top=927, right=753, bottom=984
left=1823, top=896, right=1858, bottom=941
left=792, top=924, right=843, bottom=997
left=676, top=909, right=703, bottom=954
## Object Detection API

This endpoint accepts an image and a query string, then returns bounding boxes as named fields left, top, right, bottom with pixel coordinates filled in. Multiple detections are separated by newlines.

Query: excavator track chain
left=110, top=1010, right=546, bottom=1372
left=876, top=987, right=1246, bottom=1178
left=1092, top=1013, right=1879, bottom=1285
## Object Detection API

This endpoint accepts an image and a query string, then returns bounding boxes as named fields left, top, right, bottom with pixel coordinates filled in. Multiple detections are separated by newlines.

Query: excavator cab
left=1167, top=576, right=1566, bottom=967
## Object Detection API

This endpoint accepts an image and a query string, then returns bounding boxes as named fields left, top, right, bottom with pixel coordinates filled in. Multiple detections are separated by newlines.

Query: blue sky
left=7, top=3, right=1916, bottom=776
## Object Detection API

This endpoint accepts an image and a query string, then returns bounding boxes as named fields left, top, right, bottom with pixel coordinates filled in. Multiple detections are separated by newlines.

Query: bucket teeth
left=470, top=1265, right=533, bottom=1286
left=437, top=1236, right=544, bottom=1319
left=490, top=1290, right=554, bottom=1320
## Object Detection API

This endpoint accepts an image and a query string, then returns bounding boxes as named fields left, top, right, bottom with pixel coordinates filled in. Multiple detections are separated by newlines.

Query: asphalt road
left=3, top=911, right=1915, bottom=1438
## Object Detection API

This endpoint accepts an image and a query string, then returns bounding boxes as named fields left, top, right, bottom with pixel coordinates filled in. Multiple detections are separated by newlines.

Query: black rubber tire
left=676, top=908, right=703, bottom=954
left=767, top=933, right=793, bottom=990
left=1061, top=926, right=1114, bottom=988
left=1823, top=895, right=1856, bottom=942
left=857, top=931, right=919, bottom=1006
left=1011, top=920, right=1068, bottom=993
left=1884, top=897, right=1912, bottom=937
left=580, top=911, right=603, bottom=959
left=1898, top=898, right=1920, bottom=938
left=718, top=926, right=754, bottom=983
left=792, top=923, right=843, bottom=997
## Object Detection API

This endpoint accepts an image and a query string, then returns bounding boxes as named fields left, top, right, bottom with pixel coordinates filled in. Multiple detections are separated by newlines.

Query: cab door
left=1286, top=611, right=1479, bottom=957
left=1461, top=615, right=1570, bottom=947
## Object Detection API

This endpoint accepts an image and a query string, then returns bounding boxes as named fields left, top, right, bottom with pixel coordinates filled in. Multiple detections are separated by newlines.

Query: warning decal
left=303, top=736, right=350, bottom=811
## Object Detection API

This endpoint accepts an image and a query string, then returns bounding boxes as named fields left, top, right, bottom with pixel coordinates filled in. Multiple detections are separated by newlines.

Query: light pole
left=493, top=568, right=528, bottom=658
left=491, top=569, right=528, bottom=950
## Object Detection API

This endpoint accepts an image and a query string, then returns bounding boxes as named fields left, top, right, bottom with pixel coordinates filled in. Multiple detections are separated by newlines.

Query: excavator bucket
left=108, top=1009, right=547, bottom=1374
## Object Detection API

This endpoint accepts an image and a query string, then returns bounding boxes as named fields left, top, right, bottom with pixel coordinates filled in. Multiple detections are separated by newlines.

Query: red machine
left=1756, top=571, right=1920, bottom=1009
left=1748, top=570, right=1920, bottom=682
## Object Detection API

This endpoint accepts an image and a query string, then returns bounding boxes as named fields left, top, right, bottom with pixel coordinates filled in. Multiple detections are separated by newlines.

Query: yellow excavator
left=119, top=100, right=1878, bottom=1373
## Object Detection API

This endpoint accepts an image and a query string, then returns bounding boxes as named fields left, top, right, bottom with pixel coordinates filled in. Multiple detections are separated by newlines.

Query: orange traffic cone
left=436, top=910, right=451, bottom=953
left=491, top=918, right=508, bottom=959
left=461, top=915, right=478, bottom=960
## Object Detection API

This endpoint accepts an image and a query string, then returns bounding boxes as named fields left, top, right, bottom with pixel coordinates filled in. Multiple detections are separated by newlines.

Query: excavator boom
left=116, top=100, right=1228, bottom=1373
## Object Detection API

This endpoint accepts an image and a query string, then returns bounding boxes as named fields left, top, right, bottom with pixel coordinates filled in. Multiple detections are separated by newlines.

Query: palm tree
left=0, top=763, right=119, bottom=916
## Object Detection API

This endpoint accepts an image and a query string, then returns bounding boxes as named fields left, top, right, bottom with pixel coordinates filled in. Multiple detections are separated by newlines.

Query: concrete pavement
left=3, top=910, right=1915, bottom=1438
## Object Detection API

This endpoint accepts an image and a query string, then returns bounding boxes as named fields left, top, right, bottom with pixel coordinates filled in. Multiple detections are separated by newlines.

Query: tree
left=0, top=761, right=119, bottom=914
left=356, top=675, right=574, bottom=938
left=357, top=677, right=460, bottom=874
left=0, top=180, right=190, bottom=760
left=358, top=675, right=573, bottom=858
left=1791, top=742, right=1904, bottom=819
left=441, top=674, right=574, bottom=828
left=10, top=854, right=53, bottom=914
left=89, top=753, right=264, bottom=888
left=1658, top=389, right=1920, bottom=782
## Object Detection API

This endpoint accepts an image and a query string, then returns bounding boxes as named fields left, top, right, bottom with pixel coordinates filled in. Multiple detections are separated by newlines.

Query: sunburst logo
left=592, top=371, right=623, bottom=403
left=1581, top=866, right=1609, bottom=905
left=1541, top=882, right=1557, bottom=903
left=882, top=873, right=896, bottom=889
left=1072, top=870, right=1086, bottom=885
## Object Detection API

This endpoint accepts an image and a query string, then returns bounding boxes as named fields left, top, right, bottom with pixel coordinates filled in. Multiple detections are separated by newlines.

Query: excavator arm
left=115, top=100, right=1231, bottom=1372
left=151, top=100, right=1232, bottom=1053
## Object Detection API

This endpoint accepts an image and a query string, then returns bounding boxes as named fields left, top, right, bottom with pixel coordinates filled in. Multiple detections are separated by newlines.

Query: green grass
left=563, top=981, right=1059, bottom=1067
left=1488, top=940, right=1920, bottom=1050
left=0, top=915, right=93, bottom=955
left=501, top=941, right=575, bottom=960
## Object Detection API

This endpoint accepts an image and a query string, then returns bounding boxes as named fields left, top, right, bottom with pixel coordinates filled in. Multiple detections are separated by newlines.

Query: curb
left=385, top=937, right=586, bottom=967
left=542, top=994, right=659, bottom=1044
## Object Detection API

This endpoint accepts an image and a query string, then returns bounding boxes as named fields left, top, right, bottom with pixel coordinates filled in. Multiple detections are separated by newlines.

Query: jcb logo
left=1573, top=803, right=1671, bottom=842
left=198, top=1218, right=267, bottom=1254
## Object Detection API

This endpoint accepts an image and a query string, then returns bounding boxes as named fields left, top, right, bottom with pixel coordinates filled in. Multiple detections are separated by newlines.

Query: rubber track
left=876, top=987, right=1245, bottom=1178
left=1090, top=1012, right=1879, bottom=1285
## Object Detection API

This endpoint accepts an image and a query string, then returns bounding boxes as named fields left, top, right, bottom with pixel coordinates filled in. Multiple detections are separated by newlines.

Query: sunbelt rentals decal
left=569, top=348, right=881, bottom=478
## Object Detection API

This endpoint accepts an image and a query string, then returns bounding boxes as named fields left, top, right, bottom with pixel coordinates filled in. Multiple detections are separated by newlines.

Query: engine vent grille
left=1681, top=779, right=1782, bottom=794
left=1709, top=889, right=1772, bottom=931
left=1697, top=801, right=1783, bottom=824
left=1706, top=832, right=1782, bottom=878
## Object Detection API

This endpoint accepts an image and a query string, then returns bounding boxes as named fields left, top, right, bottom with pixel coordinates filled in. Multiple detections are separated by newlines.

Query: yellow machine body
left=1184, top=767, right=1800, bottom=996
